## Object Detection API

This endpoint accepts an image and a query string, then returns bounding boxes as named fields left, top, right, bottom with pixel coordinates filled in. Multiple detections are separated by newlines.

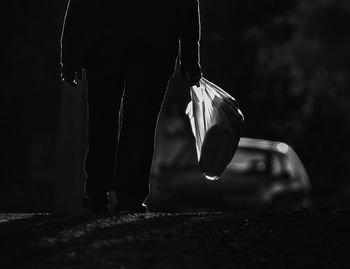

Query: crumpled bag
left=186, top=78, right=244, bottom=180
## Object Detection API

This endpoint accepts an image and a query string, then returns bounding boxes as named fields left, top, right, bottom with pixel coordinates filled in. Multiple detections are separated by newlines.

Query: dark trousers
left=84, top=39, right=172, bottom=205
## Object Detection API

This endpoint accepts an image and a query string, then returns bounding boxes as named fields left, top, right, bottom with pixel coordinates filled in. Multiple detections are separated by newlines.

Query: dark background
left=1, top=0, right=350, bottom=212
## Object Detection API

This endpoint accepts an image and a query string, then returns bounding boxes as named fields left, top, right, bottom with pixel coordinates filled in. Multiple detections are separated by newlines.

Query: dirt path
left=1, top=210, right=350, bottom=268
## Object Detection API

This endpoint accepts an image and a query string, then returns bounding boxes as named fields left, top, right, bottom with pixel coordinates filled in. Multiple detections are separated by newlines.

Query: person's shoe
left=82, top=194, right=109, bottom=214
left=114, top=202, right=148, bottom=215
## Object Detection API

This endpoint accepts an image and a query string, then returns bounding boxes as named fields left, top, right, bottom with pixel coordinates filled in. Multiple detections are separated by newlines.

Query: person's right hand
left=61, top=63, right=82, bottom=88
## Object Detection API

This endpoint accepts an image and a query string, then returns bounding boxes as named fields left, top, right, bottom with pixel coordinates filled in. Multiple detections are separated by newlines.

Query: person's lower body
left=82, top=43, right=171, bottom=213
left=83, top=64, right=125, bottom=213
left=113, top=72, right=170, bottom=212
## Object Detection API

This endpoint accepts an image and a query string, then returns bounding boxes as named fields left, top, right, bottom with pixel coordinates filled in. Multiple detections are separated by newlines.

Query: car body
left=147, top=137, right=311, bottom=211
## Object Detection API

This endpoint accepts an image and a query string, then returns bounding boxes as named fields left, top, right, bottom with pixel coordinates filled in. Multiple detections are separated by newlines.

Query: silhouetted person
left=60, top=0, right=202, bottom=213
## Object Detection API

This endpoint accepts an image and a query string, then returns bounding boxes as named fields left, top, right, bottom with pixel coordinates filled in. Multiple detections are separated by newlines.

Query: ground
left=1, top=210, right=350, bottom=268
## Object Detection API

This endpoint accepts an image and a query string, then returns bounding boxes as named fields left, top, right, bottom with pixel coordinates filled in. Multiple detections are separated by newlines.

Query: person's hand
left=180, top=63, right=202, bottom=87
left=61, top=63, right=82, bottom=88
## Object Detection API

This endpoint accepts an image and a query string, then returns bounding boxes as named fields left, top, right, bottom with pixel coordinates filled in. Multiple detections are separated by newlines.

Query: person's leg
left=83, top=45, right=126, bottom=212
left=114, top=68, right=170, bottom=208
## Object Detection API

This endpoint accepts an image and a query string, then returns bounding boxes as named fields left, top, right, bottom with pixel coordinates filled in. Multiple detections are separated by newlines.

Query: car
left=147, top=137, right=311, bottom=211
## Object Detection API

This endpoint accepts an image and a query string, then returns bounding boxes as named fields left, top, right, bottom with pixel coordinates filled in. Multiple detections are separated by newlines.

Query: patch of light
left=277, top=143, right=289, bottom=154
left=271, top=183, right=285, bottom=194
left=0, top=213, right=50, bottom=224
left=203, top=174, right=219, bottom=181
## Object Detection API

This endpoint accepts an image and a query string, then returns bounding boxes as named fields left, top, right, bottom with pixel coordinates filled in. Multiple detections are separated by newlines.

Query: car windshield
left=227, top=148, right=297, bottom=178
left=227, top=148, right=268, bottom=174
left=271, top=151, right=297, bottom=178
left=157, top=142, right=299, bottom=179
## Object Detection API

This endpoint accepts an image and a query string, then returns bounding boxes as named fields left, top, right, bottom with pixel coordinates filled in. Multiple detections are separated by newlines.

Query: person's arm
left=179, top=0, right=202, bottom=86
left=60, top=0, right=85, bottom=87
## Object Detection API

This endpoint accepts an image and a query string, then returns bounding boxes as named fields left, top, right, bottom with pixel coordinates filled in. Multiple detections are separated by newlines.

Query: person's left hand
left=180, top=63, right=202, bottom=87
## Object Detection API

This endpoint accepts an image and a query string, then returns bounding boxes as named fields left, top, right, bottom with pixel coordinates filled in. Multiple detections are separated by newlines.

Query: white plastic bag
left=186, top=78, right=244, bottom=180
